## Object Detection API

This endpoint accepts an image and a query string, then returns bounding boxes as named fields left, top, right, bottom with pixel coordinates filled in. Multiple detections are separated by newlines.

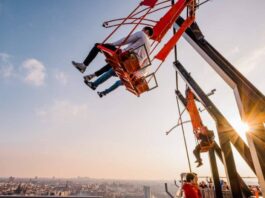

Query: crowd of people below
left=180, top=173, right=262, bottom=198
left=198, top=179, right=262, bottom=196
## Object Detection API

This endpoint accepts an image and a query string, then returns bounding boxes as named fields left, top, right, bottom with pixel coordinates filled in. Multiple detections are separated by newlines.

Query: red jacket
left=182, top=183, right=202, bottom=198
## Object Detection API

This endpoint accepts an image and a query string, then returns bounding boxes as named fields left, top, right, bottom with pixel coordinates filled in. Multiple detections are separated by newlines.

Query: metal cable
left=172, top=0, right=192, bottom=173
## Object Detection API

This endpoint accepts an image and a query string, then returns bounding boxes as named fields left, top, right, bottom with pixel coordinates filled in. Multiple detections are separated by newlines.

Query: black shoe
left=83, top=74, right=95, bottom=81
left=196, top=161, right=203, bottom=168
left=97, top=91, right=105, bottom=98
left=195, top=159, right=202, bottom=163
left=84, top=80, right=96, bottom=90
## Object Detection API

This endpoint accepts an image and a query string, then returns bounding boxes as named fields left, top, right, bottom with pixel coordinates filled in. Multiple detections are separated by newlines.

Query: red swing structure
left=97, top=0, right=197, bottom=96
left=185, top=88, right=214, bottom=152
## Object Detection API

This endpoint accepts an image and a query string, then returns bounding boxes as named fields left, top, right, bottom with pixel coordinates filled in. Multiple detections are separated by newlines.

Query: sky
left=0, top=0, right=265, bottom=181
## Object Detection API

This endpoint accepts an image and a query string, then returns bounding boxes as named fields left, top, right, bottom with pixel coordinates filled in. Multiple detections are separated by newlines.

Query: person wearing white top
left=72, top=26, right=153, bottom=98
left=111, top=30, right=151, bottom=69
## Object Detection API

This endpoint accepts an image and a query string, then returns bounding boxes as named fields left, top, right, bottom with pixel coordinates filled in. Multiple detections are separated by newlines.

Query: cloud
left=36, top=100, right=90, bottom=123
left=22, top=59, right=46, bottom=86
left=0, top=53, right=14, bottom=78
left=55, top=71, right=68, bottom=85
left=0, top=53, right=9, bottom=62
left=236, top=46, right=265, bottom=74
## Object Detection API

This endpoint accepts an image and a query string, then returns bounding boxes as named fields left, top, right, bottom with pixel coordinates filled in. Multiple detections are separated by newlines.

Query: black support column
left=209, top=148, right=223, bottom=198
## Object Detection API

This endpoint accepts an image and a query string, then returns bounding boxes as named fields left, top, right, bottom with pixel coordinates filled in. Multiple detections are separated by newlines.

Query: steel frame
left=174, top=61, right=253, bottom=197
left=175, top=16, right=265, bottom=197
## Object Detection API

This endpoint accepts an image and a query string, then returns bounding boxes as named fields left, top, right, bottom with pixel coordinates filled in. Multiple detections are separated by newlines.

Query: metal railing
left=200, top=189, right=232, bottom=198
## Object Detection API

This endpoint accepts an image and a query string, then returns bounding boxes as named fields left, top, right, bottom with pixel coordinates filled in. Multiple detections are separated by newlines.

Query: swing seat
left=200, top=141, right=214, bottom=153
left=97, top=44, right=158, bottom=96
left=119, top=51, right=140, bottom=73
left=133, top=74, right=151, bottom=94
left=198, top=129, right=215, bottom=152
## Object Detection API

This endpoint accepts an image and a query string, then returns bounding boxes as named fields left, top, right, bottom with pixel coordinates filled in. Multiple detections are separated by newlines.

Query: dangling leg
left=72, top=43, right=101, bottom=73
left=72, top=43, right=116, bottom=73
left=94, top=64, right=112, bottom=77
left=83, top=43, right=117, bottom=66
left=83, top=43, right=101, bottom=66
left=97, top=80, right=123, bottom=98
left=84, top=64, right=112, bottom=81
left=193, top=144, right=203, bottom=167
left=84, top=68, right=116, bottom=90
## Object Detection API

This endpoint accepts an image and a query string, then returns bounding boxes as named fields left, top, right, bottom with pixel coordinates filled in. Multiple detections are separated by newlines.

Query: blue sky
left=0, top=0, right=265, bottom=180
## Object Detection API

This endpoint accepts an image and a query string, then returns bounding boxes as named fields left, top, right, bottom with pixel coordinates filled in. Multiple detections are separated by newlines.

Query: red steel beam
left=151, top=0, right=192, bottom=42
left=155, top=16, right=194, bottom=61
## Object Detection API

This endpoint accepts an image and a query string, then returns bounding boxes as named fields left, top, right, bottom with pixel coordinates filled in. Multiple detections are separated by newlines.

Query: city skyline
left=1, top=0, right=265, bottom=180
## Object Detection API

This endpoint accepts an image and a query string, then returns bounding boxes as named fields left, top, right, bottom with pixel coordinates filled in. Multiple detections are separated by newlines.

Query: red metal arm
left=185, top=89, right=204, bottom=133
left=151, top=0, right=192, bottom=42
left=140, top=0, right=158, bottom=7
left=154, top=15, right=195, bottom=61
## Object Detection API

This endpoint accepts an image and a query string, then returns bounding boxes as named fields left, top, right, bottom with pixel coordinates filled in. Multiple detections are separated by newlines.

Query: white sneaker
left=72, top=61, right=86, bottom=73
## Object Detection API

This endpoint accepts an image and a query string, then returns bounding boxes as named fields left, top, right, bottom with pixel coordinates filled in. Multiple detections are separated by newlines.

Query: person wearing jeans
left=72, top=26, right=154, bottom=97
left=85, top=68, right=123, bottom=97
left=193, top=130, right=214, bottom=167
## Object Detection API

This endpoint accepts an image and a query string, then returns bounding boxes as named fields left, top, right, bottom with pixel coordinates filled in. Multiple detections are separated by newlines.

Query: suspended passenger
left=72, top=26, right=154, bottom=97
left=193, top=128, right=214, bottom=167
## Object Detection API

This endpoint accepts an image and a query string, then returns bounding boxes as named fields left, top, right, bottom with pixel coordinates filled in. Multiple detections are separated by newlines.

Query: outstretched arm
left=111, top=31, right=143, bottom=47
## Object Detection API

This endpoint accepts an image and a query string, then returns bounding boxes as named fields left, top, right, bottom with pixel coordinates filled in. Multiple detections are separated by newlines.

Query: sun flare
left=233, top=121, right=250, bottom=136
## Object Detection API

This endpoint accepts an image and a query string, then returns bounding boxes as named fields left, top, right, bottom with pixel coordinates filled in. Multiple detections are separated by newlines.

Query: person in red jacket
left=182, top=173, right=202, bottom=198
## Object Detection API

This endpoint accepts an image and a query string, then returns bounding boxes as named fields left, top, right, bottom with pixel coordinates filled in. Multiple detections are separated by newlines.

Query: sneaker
left=84, top=80, right=96, bottom=90
left=83, top=74, right=95, bottom=81
left=97, top=91, right=106, bottom=98
left=196, top=161, right=203, bottom=168
left=72, top=61, right=86, bottom=73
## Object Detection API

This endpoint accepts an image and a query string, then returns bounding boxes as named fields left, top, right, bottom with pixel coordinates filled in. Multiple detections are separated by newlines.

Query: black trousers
left=83, top=43, right=117, bottom=76
left=193, top=144, right=201, bottom=161
left=94, top=64, right=111, bottom=77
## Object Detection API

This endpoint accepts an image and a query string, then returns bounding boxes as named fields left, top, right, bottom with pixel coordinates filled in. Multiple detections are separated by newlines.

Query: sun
left=236, top=122, right=249, bottom=134
left=233, top=121, right=250, bottom=139
left=230, top=119, right=250, bottom=143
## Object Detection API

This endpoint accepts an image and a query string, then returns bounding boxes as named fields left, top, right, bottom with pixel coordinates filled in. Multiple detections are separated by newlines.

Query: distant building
left=8, top=177, right=15, bottom=183
left=143, top=186, right=151, bottom=198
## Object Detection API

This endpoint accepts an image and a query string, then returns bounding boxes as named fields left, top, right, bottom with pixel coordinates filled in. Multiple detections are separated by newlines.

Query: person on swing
left=72, top=26, right=153, bottom=97
left=184, top=88, right=215, bottom=167
left=193, top=126, right=214, bottom=167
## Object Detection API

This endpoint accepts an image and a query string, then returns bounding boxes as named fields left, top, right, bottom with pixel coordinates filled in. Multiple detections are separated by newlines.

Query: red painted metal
left=96, top=45, right=116, bottom=56
left=186, top=89, right=214, bottom=153
left=148, top=5, right=172, bottom=15
left=132, top=0, right=170, bottom=18
left=185, top=89, right=214, bottom=151
left=186, top=89, right=203, bottom=133
left=104, top=22, right=155, bottom=29
left=151, top=0, right=192, bottom=42
left=96, top=45, right=150, bottom=96
left=103, top=17, right=157, bottom=28
left=98, top=0, right=198, bottom=96
left=140, top=0, right=158, bottom=7
left=116, top=7, right=153, bottom=49
left=102, top=4, right=141, bottom=44
left=155, top=16, right=194, bottom=61
left=150, top=41, right=160, bottom=55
